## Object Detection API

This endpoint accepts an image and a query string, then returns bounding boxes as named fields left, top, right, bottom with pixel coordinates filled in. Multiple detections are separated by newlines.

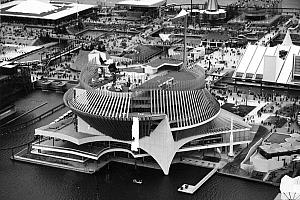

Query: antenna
left=76, top=0, right=79, bottom=20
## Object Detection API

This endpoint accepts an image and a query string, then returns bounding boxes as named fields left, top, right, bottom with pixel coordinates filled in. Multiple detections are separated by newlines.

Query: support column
left=190, top=0, right=194, bottom=28
left=11, top=148, right=14, bottom=159
left=27, top=143, right=31, bottom=153
left=228, top=118, right=234, bottom=157
left=139, top=116, right=177, bottom=175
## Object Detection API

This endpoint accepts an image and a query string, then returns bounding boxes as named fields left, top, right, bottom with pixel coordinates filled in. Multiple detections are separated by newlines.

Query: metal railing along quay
left=0, top=102, right=47, bottom=128
left=0, top=103, right=66, bottom=136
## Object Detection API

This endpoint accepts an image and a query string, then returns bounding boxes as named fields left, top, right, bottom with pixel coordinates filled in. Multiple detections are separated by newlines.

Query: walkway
left=225, top=93, right=271, bottom=124
left=178, top=167, right=218, bottom=194
left=243, top=101, right=269, bottom=124
left=13, top=148, right=109, bottom=174
left=47, top=45, right=81, bottom=63
left=257, top=30, right=279, bottom=46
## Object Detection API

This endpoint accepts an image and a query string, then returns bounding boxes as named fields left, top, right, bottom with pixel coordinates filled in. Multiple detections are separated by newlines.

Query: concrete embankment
left=218, top=171, right=279, bottom=187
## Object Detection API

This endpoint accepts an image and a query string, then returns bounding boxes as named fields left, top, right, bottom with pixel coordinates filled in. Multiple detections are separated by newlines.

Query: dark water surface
left=0, top=90, right=279, bottom=200
left=0, top=156, right=279, bottom=200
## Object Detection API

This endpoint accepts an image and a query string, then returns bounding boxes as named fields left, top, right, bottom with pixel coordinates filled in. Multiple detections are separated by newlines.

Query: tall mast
left=182, top=14, right=187, bottom=70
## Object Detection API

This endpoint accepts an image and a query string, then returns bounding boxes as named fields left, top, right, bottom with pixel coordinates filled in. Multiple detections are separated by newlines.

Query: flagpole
left=190, top=0, right=193, bottom=28
left=228, top=117, right=234, bottom=157
left=173, top=10, right=188, bottom=70
left=182, top=14, right=187, bottom=70
left=76, top=0, right=79, bottom=21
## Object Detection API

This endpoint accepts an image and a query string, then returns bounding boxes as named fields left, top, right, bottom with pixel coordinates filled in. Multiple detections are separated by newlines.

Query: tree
left=108, top=63, right=117, bottom=73
left=79, top=20, right=84, bottom=30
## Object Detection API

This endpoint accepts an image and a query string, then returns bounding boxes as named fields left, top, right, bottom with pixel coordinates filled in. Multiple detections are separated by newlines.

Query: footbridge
left=47, top=45, right=81, bottom=63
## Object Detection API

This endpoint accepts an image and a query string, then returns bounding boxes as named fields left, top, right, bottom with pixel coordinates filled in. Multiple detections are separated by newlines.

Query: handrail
left=32, top=143, right=98, bottom=157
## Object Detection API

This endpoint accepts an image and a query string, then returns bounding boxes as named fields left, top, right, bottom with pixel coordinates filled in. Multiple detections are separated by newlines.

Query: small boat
left=133, top=179, right=142, bottom=184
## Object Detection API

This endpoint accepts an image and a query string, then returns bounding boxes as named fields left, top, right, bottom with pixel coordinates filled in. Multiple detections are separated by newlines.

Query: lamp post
left=246, top=89, right=250, bottom=106
left=40, top=52, right=43, bottom=63
left=228, top=117, right=234, bottom=157
left=221, top=42, right=225, bottom=62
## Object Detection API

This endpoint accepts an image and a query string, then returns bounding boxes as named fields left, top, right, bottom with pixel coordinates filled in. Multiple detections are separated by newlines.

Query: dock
left=178, top=167, right=218, bottom=194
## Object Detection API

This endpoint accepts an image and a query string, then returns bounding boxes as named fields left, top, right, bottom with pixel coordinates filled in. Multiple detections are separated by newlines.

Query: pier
left=178, top=166, right=218, bottom=194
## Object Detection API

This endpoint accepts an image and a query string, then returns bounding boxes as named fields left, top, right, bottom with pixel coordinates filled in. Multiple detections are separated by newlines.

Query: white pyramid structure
left=7, top=0, right=58, bottom=14
left=173, top=9, right=188, bottom=20
left=207, top=0, right=219, bottom=11
left=282, top=29, right=293, bottom=46
left=88, top=50, right=102, bottom=65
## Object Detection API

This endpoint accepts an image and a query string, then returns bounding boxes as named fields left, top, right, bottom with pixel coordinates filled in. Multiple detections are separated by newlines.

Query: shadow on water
left=0, top=153, right=279, bottom=200
left=0, top=91, right=279, bottom=200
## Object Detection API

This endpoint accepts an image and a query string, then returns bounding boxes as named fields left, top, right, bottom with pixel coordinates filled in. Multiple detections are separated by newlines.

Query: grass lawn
left=278, top=103, right=300, bottom=117
left=221, top=103, right=255, bottom=117
left=265, top=116, right=287, bottom=128
left=265, top=133, right=290, bottom=144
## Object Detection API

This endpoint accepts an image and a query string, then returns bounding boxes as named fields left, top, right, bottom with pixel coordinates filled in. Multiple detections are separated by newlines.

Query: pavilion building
left=232, top=30, right=300, bottom=90
left=0, top=0, right=95, bottom=25
left=115, top=0, right=166, bottom=21
left=227, top=0, right=282, bottom=27
left=17, top=51, right=253, bottom=175
left=244, top=0, right=282, bottom=21
left=187, top=0, right=226, bottom=24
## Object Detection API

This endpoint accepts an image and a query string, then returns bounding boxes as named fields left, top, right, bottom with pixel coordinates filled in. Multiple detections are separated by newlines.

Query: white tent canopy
left=207, top=0, right=219, bottom=11
left=88, top=50, right=102, bottom=65
left=173, top=9, right=188, bottom=20
left=282, top=29, right=293, bottom=46
left=7, top=0, right=58, bottom=14
left=159, top=34, right=171, bottom=42
left=88, top=50, right=114, bottom=66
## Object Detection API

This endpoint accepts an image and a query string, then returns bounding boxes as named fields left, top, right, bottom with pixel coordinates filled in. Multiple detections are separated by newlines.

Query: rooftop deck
left=0, top=0, right=95, bottom=20
left=137, top=70, right=199, bottom=90
left=259, top=132, right=300, bottom=158
left=146, top=57, right=182, bottom=69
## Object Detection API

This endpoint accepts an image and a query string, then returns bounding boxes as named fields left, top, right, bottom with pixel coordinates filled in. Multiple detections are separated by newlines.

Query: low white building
left=233, top=30, right=300, bottom=86
left=241, top=133, right=300, bottom=173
